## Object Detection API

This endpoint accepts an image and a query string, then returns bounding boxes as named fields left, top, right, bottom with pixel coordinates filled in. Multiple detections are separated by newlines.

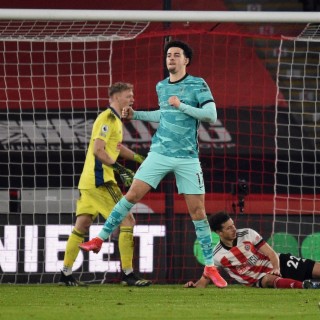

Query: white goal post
left=273, top=23, right=320, bottom=259
left=0, top=9, right=320, bottom=23
left=0, top=8, right=319, bottom=284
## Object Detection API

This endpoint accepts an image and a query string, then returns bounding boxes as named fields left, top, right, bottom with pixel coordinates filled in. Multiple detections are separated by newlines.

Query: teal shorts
left=134, top=152, right=205, bottom=194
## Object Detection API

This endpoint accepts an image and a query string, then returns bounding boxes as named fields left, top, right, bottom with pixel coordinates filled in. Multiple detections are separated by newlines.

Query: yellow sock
left=119, top=226, right=134, bottom=272
left=63, top=228, right=85, bottom=270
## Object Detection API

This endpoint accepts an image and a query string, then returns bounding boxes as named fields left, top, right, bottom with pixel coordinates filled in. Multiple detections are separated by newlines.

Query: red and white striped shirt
left=213, top=228, right=273, bottom=286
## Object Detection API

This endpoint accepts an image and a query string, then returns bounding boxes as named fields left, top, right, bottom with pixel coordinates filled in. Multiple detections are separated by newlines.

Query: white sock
left=62, top=266, right=72, bottom=276
left=122, top=268, right=133, bottom=275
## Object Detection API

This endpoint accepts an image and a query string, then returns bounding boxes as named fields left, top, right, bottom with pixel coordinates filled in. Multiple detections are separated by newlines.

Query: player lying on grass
left=185, top=211, right=320, bottom=289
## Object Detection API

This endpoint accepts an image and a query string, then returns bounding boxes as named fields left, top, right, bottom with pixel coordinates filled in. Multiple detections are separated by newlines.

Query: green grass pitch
left=0, top=284, right=319, bottom=320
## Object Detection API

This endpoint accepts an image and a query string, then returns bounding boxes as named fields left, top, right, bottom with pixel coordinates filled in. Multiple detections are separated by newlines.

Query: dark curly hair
left=208, top=211, right=231, bottom=232
left=164, top=40, right=193, bottom=66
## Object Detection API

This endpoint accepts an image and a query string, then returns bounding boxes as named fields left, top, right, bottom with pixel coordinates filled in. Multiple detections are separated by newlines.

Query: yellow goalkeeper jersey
left=78, top=107, right=122, bottom=189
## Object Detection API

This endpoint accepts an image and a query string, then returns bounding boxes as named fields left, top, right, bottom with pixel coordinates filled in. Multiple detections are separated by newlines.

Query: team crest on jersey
left=244, top=244, right=251, bottom=251
left=100, top=125, right=108, bottom=137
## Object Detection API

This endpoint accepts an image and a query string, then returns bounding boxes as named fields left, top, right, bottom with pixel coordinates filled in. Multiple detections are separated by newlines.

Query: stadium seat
left=301, top=233, right=320, bottom=260
left=267, top=233, right=299, bottom=256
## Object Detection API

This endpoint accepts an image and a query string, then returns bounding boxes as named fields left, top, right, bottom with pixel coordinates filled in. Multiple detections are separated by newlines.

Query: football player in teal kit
left=80, top=40, right=227, bottom=288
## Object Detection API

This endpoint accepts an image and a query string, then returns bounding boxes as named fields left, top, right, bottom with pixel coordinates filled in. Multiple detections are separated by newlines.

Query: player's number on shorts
left=287, top=256, right=301, bottom=269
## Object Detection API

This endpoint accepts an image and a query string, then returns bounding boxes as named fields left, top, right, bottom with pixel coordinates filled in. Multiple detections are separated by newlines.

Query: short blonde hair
left=108, top=82, right=133, bottom=97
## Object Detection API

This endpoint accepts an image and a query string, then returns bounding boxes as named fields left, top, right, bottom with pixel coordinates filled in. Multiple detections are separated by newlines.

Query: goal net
left=0, top=19, right=149, bottom=284
left=0, top=13, right=318, bottom=284
left=273, top=23, right=320, bottom=259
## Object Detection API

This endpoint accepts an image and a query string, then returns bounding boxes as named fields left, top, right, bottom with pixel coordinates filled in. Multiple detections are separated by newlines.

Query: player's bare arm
left=93, top=138, right=116, bottom=166
left=119, top=144, right=145, bottom=164
left=119, top=144, right=136, bottom=161
left=184, top=275, right=210, bottom=288
left=259, top=242, right=281, bottom=276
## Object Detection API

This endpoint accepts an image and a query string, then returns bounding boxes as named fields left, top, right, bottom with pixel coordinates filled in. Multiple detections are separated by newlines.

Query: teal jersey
left=151, top=73, right=215, bottom=158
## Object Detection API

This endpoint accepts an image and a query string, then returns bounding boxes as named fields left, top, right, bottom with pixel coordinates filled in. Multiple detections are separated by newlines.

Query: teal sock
left=98, top=197, right=134, bottom=240
left=193, top=219, right=214, bottom=266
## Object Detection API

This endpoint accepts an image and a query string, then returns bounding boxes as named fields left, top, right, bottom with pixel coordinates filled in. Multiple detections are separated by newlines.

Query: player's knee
left=261, top=274, right=277, bottom=288
left=190, top=207, right=206, bottom=220
left=125, top=180, right=150, bottom=203
left=75, top=214, right=93, bottom=234
left=126, top=189, right=142, bottom=203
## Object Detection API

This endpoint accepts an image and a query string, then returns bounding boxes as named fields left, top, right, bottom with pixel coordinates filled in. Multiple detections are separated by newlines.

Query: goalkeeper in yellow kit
left=59, top=82, right=151, bottom=287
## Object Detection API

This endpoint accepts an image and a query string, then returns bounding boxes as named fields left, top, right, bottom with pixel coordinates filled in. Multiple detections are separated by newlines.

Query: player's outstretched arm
left=122, top=106, right=160, bottom=123
left=184, top=276, right=210, bottom=288
left=133, top=109, right=161, bottom=123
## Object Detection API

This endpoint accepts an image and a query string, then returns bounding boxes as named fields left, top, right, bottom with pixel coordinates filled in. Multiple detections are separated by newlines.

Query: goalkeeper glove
left=133, top=153, right=145, bottom=164
left=112, top=162, right=135, bottom=187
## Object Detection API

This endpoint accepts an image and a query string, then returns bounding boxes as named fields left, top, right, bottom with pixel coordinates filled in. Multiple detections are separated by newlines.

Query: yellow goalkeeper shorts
left=76, top=181, right=123, bottom=220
